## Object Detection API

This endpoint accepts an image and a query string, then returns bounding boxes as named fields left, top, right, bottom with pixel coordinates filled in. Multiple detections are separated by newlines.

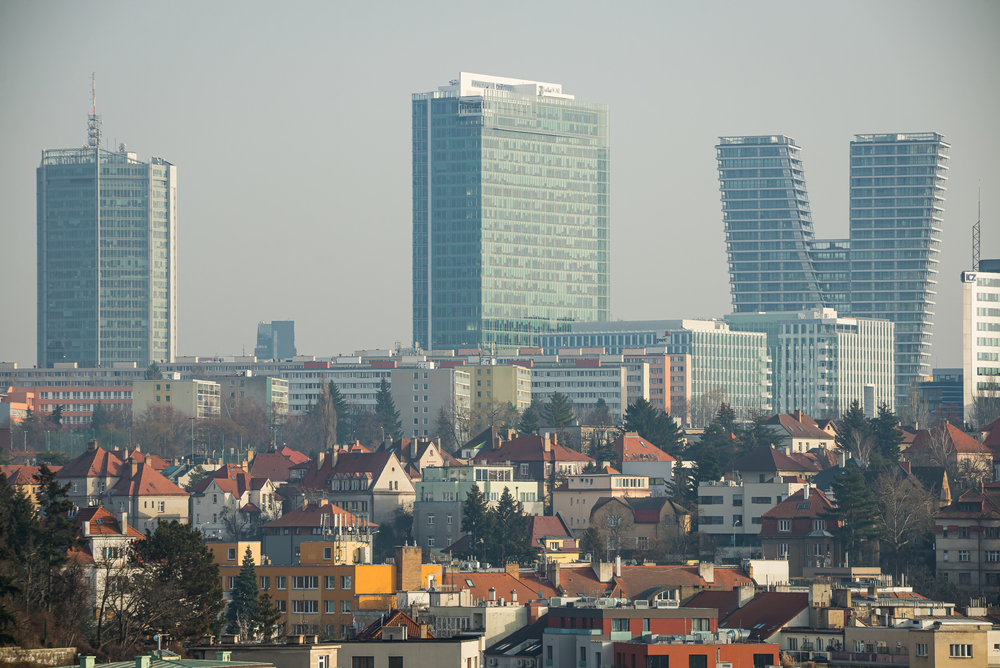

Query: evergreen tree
left=90, top=401, right=109, bottom=432
left=542, top=392, right=575, bottom=429
left=131, top=520, right=225, bottom=640
left=734, top=410, right=781, bottom=455
left=226, top=546, right=259, bottom=641
left=328, top=381, right=351, bottom=443
left=493, top=487, right=535, bottom=565
left=668, top=459, right=698, bottom=511
left=715, top=403, right=737, bottom=434
left=516, top=407, right=540, bottom=436
left=254, top=592, right=283, bottom=642
left=694, top=428, right=722, bottom=484
left=823, top=463, right=880, bottom=566
left=460, top=484, right=495, bottom=562
left=375, top=378, right=402, bottom=440
left=184, top=465, right=208, bottom=492
left=836, top=400, right=872, bottom=454
left=48, top=404, right=63, bottom=426
left=373, top=521, right=397, bottom=563
left=35, top=464, right=81, bottom=612
left=622, top=398, right=683, bottom=458
left=579, top=526, right=603, bottom=561
left=144, top=361, right=163, bottom=380
left=870, top=402, right=904, bottom=464
left=592, top=398, right=614, bottom=427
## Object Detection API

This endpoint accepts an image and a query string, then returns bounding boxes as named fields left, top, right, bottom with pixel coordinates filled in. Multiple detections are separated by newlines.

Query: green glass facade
left=413, top=73, right=609, bottom=350
left=37, top=146, right=177, bottom=368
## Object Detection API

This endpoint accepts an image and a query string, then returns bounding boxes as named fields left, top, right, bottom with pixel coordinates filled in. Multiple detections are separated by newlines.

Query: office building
left=717, top=133, right=950, bottom=406
left=963, top=260, right=1000, bottom=427
left=920, top=367, right=963, bottom=422
left=37, top=114, right=177, bottom=368
left=727, top=309, right=894, bottom=417
left=541, top=320, right=770, bottom=421
left=412, top=72, right=610, bottom=350
left=254, top=320, right=296, bottom=360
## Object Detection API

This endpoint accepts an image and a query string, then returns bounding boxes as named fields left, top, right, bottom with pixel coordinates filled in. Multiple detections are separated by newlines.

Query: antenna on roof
left=87, top=72, right=102, bottom=148
left=973, top=182, right=981, bottom=272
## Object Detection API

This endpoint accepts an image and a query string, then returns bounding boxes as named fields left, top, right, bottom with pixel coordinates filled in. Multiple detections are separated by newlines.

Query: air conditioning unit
left=716, top=663, right=733, bottom=668
left=633, top=600, right=650, bottom=609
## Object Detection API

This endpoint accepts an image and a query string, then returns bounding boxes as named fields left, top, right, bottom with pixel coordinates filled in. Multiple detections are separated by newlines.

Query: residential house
left=612, top=432, right=676, bottom=492
left=294, top=450, right=415, bottom=525
left=248, top=446, right=311, bottom=486
left=552, top=466, right=651, bottom=534
left=69, top=506, right=144, bottom=616
left=842, top=616, right=991, bottom=668
left=758, top=486, right=843, bottom=577
left=934, top=488, right=1000, bottom=591
left=527, top=515, right=580, bottom=563
left=105, top=460, right=190, bottom=531
left=730, top=446, right=822, bottom=484
left=473, top=434, right=595, bottom=508
left=57, top=441, right=126, bottom=508
left=764, top=411, right=838, bottom=453
left=903, top=422, right=993, bottom=480
left=259, top=499, right=374, bottom=566
left=697, top=476, right=808, bottom=556
left=1, top=465, right=58, bottom=509
left=588, top=496, right=691, bottom=557
left=189, top=464, right=280, bottom=539
left=484, top=615, right=548, bottom=668
left=379, top=438, right=464, bottom=481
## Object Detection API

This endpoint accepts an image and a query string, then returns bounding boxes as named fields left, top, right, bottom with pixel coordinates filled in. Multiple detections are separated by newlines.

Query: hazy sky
left=1, top=1, right=998, bottom=368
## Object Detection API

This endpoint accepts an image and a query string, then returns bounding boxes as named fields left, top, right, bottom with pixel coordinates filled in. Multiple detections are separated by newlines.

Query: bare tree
left=596, top=504, right=635, bottom=561
left=871, top=468, right=935, bottom=563
left=970, top=376, right=1000, bottom=431
left=922, top=425, right=955, bottom=470
left=843, top=427, right=876, bottom=465
left=219, top=505, right=253, bottom=541
left=690, top=387, right=726, bottom=428
left=901, top=379, right=931, bottom=430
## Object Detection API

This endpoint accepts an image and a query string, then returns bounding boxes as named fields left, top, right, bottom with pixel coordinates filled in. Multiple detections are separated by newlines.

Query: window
left=260, top=576, right=270, bottom=590
left=642, top=618, right=650, bottom=633
left=732, top=495, right=743, bottom=507
left=228, top=548, right=236, bottom=560
left=428, top=515, right=435, bottom=524
left=447, top=514, right=453, bottom=525
left=325, top=600, right=337, bottom=613
left=580, top=647, right=587, bottom=665
left=733, top=515, right=743, bottom=527
left=323, top=547, right=332, bottom=560
left=341, top=576, right=351, bottom=589
left=428, top=537, right=435, bottom=547
left=292, top=600, right=319, bottom=614
left=325, top=576, right=336, bottom=589
left=916, top=644, right=927, bottom=657
left=943, top=550, right=949, bottom=562
left=751, top=497, right=771, bottom=504
left=276, top=576, right=286, bottom=590
left=342, top=600, right=351, bottom=613
left=547, top=646, right=553, bottom=664
left=788, top=638, right=798, bottom=651
left=228, top=577, right=237, bottom=589
left=158, top=501, right=165, bottom=512
left=318, top=656, right=331, bottom=668
left=779, top=520, right=791, bottom=532
left=293, top=576, right=319, bottom=589
left=854, top=641, right=864, bottom=653
left=813, top=520, right=826, bottom=531
left=388, top=659, right=403, bottom=668
left=959, top=550, right=971, bottom=562
left=960, top=526, right=971, bottom=538
left=351, top=658, right=374, bottom=668
left=988, top=551, right=1000, bottom=562
left=692, top=618, right=709, bottom=632
left=960, top=572, right=972, bottom=584
left=276, top=599, right=286, bottom=612
left=595, top=652, right=601, bottom=668
left=611, top=618, right=628, bottom=632
left=950, top=644, right=973, bottom=658
left=779, top=544, right=789, bottom=557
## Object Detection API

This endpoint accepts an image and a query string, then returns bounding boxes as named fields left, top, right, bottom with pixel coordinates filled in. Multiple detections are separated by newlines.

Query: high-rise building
left=716, top=133, right=949, bottom=405
left=37, top=111, right=176, bottom=368
left=963, top=260, right=1000, bottom=427
left=254, top=320, right=296, bottom=360
left=412, top=72, right=610, bottom=350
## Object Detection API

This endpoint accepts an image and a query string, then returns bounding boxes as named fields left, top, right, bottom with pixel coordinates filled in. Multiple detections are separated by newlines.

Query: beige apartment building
left=132, top=376, right=221, bottom=419
left=552, top=468, right=651, bottom=534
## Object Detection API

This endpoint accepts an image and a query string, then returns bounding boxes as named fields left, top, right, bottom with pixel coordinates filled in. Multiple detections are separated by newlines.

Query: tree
left=694, top=426, right=722, bottom=484
left=715, top=403, right=736, bottom=434
left=970, top=376, right=1000, bottom=430
left=130, top=520, right=225, bottom=641
left=184, top=465, right=208, bottom=492
left=690, top=387, right=726, bottom=428
left=869, top=402, right=904, bottom=466
left=871, top=467, right=936, bottom=570
left=302, top=383, right=337, bottom=451
left=460, top=484, right=495, bottom=562
left=36, top=451, right=71, bottom=466
left=901, top=379, right=931, bottom=429
left=373, top=521, right=397, bottom=563
left=35, top=465, right=82, bottom=612
left=391, top=507, right=414, bottom=546
left=471, top=401, right=519, bottom=435
left=516, top=407, right=539, bottom=437
left=492, top=487, right=537, bottom=565
left=226, top=546, right=260, bottom=641
left=823, top=463, right=880, bottom=567
left=219, top=505, right=254, bottom=541
left=144, top=362, right=163, bottom=380
left=328, top=381, right=351, bottom=443
left=734, top=410, right=782, bottom=456
left=622, top=398, right=683, bottom=458
left=375, top=378, right=402, bottom=440
left=836, top=400, right=871, bottom=453
left=542, top=392, right=575, bottom=429
left=48, top=404, right=63, bottom=427
left=598, top=505, right=634, bottom=561
left=588, top=398, right=615, bottom=427
left=431, top=407, right=462, bottom=453
left=579, top=526, right=603, bottom=562
left=254, top=592, right=283, bottom=642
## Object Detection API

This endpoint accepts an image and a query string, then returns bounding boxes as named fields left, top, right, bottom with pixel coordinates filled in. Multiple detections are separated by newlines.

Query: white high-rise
left=963, top=260, right=1000, bottom=427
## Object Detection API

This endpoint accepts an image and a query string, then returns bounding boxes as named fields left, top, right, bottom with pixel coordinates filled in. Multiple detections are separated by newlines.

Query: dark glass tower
left=412, top=72, right=610, bottom=350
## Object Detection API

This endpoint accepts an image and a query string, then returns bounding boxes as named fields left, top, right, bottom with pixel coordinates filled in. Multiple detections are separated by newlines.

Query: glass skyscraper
left=412, top=72, right=610, bottom=350
left=37, top=119, right=177, bottom=368
left=716, top=132, right=949, bottom=405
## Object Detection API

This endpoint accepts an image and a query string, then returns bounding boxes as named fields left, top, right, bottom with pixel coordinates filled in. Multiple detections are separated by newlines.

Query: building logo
left=962, top=272, right=978, bottom=283
left=656, top=331, right=672, bottom=343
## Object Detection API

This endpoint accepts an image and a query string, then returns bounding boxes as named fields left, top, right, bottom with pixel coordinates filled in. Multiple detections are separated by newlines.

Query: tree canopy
left=516, top=407, right=540, bottom=436
left=542, top=392, right=575, bottom=429
left=375, top=378, right=402, bottom=440
left=823, top=463, right=880, bottom=567
left=622, top=398, right=683, bottom=457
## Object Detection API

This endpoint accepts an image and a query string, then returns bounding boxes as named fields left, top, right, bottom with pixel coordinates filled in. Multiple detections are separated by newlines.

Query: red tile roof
left=905, top=423, right=992, bottom=455
left=611, top=565, right=752, bottom=598
left=682, top=590, right=741, bottom=620
left=56, top=445, right=124, bottom=478
left=249, top=452, right=308, bottom=482
left=299, top=451, right=396, bottom=491
left=357, top=609, right=433, bottom=640
left=278, top=446, right=311, bottom=464
left=73, top=506, right=144, bottom=538
left=765, top=414, right=836, bottom=441
left=109, top=449, right=170, bottom=471
left=189, top=464, right=268, bottom=497
left=1, top=465, right=57, bottom=486
left=982, top=417, right=1000, bottom=449
left=441, top=571, right=560, bottom=604
left=935, top=488, right=1000, bottom=521
left=108, top=462, right=188, bottom=498
left=613, top=433, right=676, bottom=465
left=732, top=447, right=820, bottom=474
left=528, top=515, right=576, bottom=552
left=761, top=487, right=834, bottom=520
left=473, top=435, right=594, bottom=464
left=718, top=591, right=809, bottom=639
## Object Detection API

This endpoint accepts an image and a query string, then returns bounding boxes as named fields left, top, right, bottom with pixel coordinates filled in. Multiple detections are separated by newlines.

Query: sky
left=1, top=1, right=998, bottom=368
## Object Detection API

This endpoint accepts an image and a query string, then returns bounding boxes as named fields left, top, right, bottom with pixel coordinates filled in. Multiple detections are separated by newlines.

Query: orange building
left=614, top=640, right=779, bottom=668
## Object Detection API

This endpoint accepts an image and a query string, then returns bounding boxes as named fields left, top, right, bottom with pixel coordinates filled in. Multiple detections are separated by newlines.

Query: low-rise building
left=758, top=485, right=843, bottom=578
left=588, top=496, right=691, bottom=558
left=613, top=432, right=675, bottom=492
left=259, top=500, right=373, bottom=566
left=106, top=459, right=190, bottom=531
left=764, top=411, right=838, bottom=453
left=527, top=515, right=580, bottom=563
left=132, top=377, right=221, bottom=419
left=294, top=450, right=415, bottom=525
left=697, top=476, right=808, bottom=556
left=934, top=488, right=1000, bottom=591
left=466, top=363, right=532, bottom=412
left=841, top=616, right=991, bottom=668
left=553, top=466, right=651, bottom=534
left=903, top=422, right=993, bottom=477
left=391, top=367, right=471, bottom=440
left=189, top=464, right=280, bottom=539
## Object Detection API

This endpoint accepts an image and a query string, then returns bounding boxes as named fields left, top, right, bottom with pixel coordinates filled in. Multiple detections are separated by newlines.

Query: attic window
left=95, top=519, right=103, bottom=524
left=465, top=579, right=475, bottom=587
left=796, top=502, right=810, bottom=509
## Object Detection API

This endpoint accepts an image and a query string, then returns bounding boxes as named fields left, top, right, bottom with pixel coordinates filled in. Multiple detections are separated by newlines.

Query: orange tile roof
left=57, top=445, right=124, bottom=478
left=260, top=501, right=372, bottom=528
left=473, top=435, right=594, bottom=464
left=441, top=571, right=559, bottom=604
left=718, top=591, right=808, bottom=639
left=72, top=506, right=144, bottom=538
left=1, top=465, right=57, bottom=486
left=109, top=462, right=188, bottom=497
left=613, top=433, right=676, bottom=464
left=905, top=422, right=992, bottom=455
left=189, top=464, right=267, bottom=497
left=761, top=487, right=834, bottom=520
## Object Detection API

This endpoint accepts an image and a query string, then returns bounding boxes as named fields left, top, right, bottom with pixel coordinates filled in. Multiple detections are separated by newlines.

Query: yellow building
left=132, top=377, right=220, bottom=419
left=215, top=544, right=442, bottom=638
left=468, top=365, right=530, bottom=412
left=844, top=617, right=990, bottom=668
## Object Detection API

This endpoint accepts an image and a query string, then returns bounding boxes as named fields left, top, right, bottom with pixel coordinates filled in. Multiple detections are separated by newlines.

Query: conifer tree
left=579, top=526, right=603, bottom=561
left=144, top=361, right=162, bottom=380
left=461, top=484, right=495, bottom=562
left=375, top=378, right=402, bottom=440
left=715, top=403, right=737, bottom=434
left=516, top=407, right=540, bottom=436
left=328, top=381, right=351, bottom=443
left=623, top=398, right=683, bottom=457
left=542, top=392, right=575, bottom=429
left=836, top=400, right=872, bottom=453
left=823, top=462, right=880, bottom=566
left=493, top=487, right=536, bottom=565
left=694, top=428, right=722, bottom=484
left=226, top=546, right=259, bottom=640
left=869, top=402, right=904, bottom=464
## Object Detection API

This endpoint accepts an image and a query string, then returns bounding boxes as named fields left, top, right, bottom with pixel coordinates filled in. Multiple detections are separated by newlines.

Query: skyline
left=1, top=1, right=998, bottom=370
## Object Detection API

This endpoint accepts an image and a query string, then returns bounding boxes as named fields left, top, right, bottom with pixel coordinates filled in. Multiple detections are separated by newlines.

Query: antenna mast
left=87, top=72, right=102, bottom=148
left=973, top=183, right=981, bottom=272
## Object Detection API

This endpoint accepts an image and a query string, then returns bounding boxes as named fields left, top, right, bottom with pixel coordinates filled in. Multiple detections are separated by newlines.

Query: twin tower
left=717, top=133, right=950, bottom=403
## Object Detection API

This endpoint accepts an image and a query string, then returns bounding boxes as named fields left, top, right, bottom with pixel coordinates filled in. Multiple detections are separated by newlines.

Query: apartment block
left=132, top=377, right=220, bottom=419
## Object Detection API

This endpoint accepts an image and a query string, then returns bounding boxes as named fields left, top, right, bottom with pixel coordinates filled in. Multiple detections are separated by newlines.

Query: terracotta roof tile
left=441, top=571, right=559, bottom=603
left=72, top=506, right=144, bottom=538
left=905, top=423, right=992, bottom=455
left=260, top=501, right=372, bottom=528
left=473, top=435, right=594, bottom=465
left=249, top=452, right=307, bottom=482
left=765, top=414, right=836, bottom=441
left=109, top=462, right=188, bottom=497
left=56, top=446, right=123, bottom=478
left=732, top=447, right=819, bottom=474
left=761, top=488, right=834, bottom=520
left=613, top=433, right=676, bottom=464
left=718, top=591, right=809, bottom=639
left=682, top=590, right=741, bottom=620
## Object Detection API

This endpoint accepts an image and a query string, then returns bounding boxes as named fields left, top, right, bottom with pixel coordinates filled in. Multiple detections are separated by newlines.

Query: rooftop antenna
left=87, top=72, right=101, bottom=148
left=973, top=182, right=981, bottom=271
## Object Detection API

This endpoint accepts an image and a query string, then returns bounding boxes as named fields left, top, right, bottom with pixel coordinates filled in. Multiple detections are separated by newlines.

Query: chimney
left=332, top=449, right=339, bottom=468
left=395, top=546, right=422, bottom=592
left=793, top=410, right=803, bottom=423
left=803, top=485, right=810, bottom=500
left=493, top=436, right=502, bottom=451
left=615, top=555, right=621, bottom=578
left=130, top=459, right=139, bottom=477
left=505, top=562, right=519, bottom=577
left=738, top=583, right=755, bottom=608
left=411, top=439, right=417, bottom=460
left=698, top=561, right=714, bottom=584
left=301, top=498, right=309, bottom=510
left=507, top=429, right=516, bottom=441
left=119, top=511, right=128, bottom=535
left=80, top=657, right=96, bottom=668
left=317, top=452, right=325, bottom=469
left=82, top=518, right=92, bottom=538
left=593, top=560, right=613, bottom=583
left=543, top=433, right=551, bottom=453
left=488, top=587, right=496, bottom=602
left=419, top=623, right=430, bottom=639
left=87, top=440, right=98, bottom=451
left=511, top=589, right=518, bottom=603
left=135, top=657, right=151, bottom=668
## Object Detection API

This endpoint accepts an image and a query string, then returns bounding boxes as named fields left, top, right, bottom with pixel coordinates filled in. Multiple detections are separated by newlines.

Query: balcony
left=830, top=651, right=909, bottom=666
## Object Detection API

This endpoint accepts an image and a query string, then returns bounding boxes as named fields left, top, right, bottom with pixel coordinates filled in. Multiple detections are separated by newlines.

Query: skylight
left=466, top=579, right=475, bottom=587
